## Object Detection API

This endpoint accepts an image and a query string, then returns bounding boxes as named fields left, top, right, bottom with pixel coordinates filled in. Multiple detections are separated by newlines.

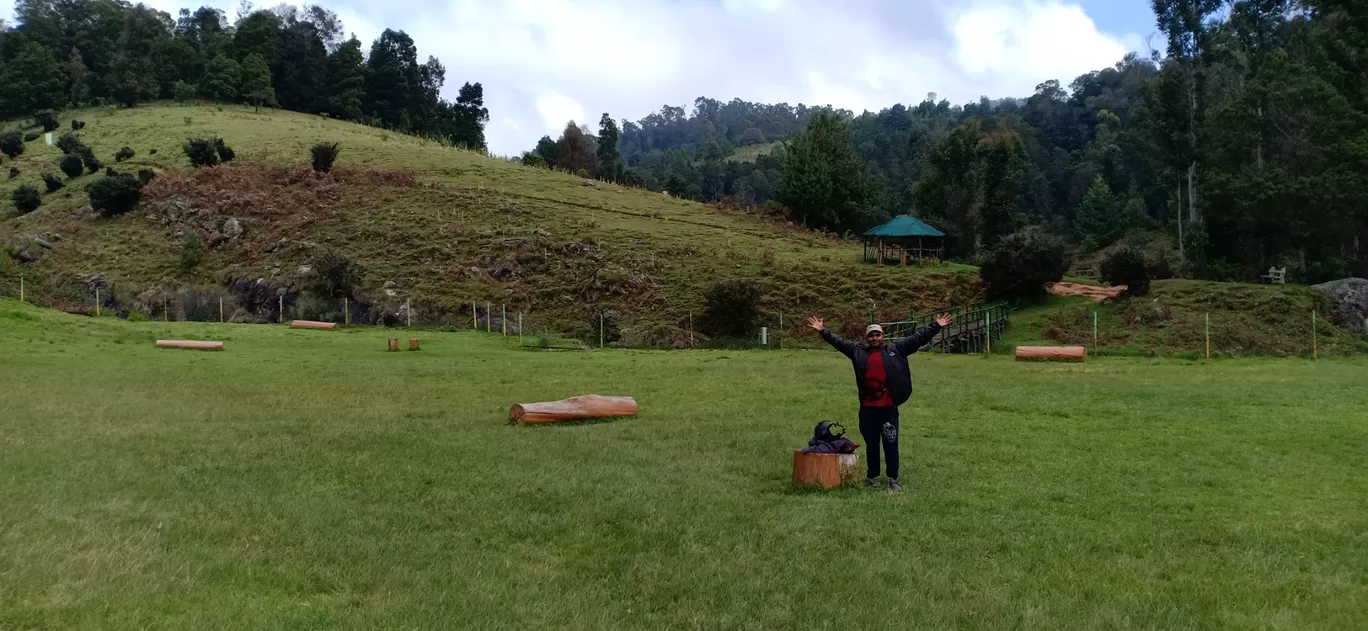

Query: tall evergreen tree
left=64, top=46, right=91, bottom=106
left=324, top=36, right=367, bottom=121
left=200, top=55, right=240, bottom=102
left=108, top=5, right=167, bottom=107
left=365, top=29, right=420, bottom=130
left=596, top=113, right=621, bottom=181
left=449, top=82, right=489, bottom=150
left=776, top=111, right=879, bottom=234
left=239, top=53, right=276, bottom=109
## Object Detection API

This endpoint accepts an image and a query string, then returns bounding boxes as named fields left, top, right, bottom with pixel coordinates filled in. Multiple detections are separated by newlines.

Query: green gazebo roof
left=864, top=215, right=945, bottom=238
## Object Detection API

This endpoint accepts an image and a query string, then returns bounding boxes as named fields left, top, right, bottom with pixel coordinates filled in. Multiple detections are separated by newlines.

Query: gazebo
left=863, top=215, right=946, bottom=265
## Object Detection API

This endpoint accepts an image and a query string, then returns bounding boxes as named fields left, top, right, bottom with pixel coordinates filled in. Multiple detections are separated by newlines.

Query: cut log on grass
left=1015, top=346, right=1087, bottom=362
left=409, top=339, right=420, bottom=351
left=388, top=338, right=399, bottom=351
left=793, top=450, right=859, bottom=489
left=156, top=340, right=224, bottom=351
left=291, top=320, right=338, bottom=330
left=510, top=395, right=638, bottom=424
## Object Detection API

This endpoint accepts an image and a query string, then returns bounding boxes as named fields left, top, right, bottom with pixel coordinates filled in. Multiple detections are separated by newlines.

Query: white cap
left=865, top=324, right=884, bottom=335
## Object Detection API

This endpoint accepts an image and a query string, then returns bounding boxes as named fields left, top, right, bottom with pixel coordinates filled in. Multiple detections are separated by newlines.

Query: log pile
left=1015, top=346, right=1087, bottom=361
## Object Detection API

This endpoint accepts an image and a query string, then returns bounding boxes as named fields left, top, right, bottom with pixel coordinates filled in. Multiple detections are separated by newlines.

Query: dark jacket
left=821, top=323, right=942, bottom=407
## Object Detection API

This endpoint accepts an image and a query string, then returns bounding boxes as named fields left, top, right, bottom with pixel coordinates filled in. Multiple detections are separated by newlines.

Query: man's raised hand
left=935, top=313, right=954, bottom=327
left=807, top=316, right=825, bottom=332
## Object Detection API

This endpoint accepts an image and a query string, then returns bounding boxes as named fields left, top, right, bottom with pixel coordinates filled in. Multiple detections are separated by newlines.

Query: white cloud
left=3, top=0, right=1141, bottom=156
left=535, top=92, right=587, bottom=134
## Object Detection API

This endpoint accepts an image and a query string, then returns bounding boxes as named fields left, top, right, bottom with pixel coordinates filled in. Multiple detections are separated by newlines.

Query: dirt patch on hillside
left=1051, top=282, right=1126, bottom=302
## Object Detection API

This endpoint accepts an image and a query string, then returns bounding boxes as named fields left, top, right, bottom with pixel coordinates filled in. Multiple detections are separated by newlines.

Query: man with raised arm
left=807, top=313, right=953, bottom=491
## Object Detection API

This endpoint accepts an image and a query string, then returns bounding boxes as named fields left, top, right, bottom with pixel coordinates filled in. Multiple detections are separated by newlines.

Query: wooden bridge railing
left=875, top=302, right=1011, bottom=354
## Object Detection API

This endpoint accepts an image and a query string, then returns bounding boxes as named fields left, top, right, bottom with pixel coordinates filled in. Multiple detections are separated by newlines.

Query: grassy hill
left=1000, top=280, right=1368, bottom=358
left=1, top=104, right=978, bottom=345
left=726, top=141, right=782, bottom=163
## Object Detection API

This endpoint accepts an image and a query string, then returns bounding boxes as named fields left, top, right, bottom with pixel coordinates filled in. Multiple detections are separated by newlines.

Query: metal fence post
left=1312, top=311, right=1318, bottom=360
left=1205, top=312, right=1211, bottom=359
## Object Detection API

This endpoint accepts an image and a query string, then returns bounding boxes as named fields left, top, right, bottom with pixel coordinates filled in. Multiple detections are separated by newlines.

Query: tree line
left=0, top=1, right=488, bottom=150
left=524, top=0, right=1367, bottom=283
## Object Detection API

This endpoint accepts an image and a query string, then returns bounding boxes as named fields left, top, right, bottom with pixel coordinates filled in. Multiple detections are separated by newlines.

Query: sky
left=4, top=0, right=1161, bottom=156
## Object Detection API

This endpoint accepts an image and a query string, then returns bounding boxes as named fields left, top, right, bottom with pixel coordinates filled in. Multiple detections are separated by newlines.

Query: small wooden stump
left=291, top=320, right=337, bottom=330
left=793, top=450, right=859, bottom=489
left=156, top=340, right=224, bottom=351
left=1015, top=346, right=1087, bottom=362
left=409, top=338, right=420, bottom=351
left=388, top=338, right=399, bottom=352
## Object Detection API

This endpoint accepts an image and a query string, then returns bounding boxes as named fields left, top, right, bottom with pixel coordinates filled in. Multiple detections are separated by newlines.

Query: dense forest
left=527, top=0, right=1368, bottom=283
left=0, top=0, right=488, bottom=149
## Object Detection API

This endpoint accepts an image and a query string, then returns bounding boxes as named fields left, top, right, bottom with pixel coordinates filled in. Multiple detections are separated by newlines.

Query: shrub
left=71, top=119, right=86, bottom=130
left=173, top=81, right=197, bottom=104
left=34, top=109, right=59, bottom=132
left=0, top=131, right=25, bottom=158
left=105, top=167, right=118, bottom=177
left=149, top=148, right=158, bottom=155
left=80, top=147, right=101, bottom=173
left=980, top=229, right=1070, bottom=302
left=312, top=249, right=364, bottom=297
left=7, top=167, right=18, bottom=179
left=24, top=131, right=41, bottom=142
left=183, top=138, right=220, bottom=167
left=698, top=280, right=763, bottom=339
left=215, top=138, right=235, bottom=163
left=137, top=168, right=156, bottom=185
left=311, top=142, right=340, bottom=173
left=1101, top=247, right=1152, bottom=297
left=59, top=153, right=84, bottom=178
left=56, top=133, right=85, bottom=154
left=12, top=185, right=41, bottom=214
left=179, top=234, right=204, bottom=270
left=115, top=146, right=135, bottom=162
left=87, top=174, right=144, bottom=217
left=42, top=173, right=64, bottom=193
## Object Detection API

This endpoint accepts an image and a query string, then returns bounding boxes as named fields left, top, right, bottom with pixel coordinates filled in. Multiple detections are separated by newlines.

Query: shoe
left=888, top=479, right=902, bottom=492
left=864, top=478, right=879, bottom=488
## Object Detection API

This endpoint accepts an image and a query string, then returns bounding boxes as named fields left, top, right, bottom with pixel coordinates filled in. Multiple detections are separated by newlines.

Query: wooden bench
left=1260, top=267, right=1287, bottom=285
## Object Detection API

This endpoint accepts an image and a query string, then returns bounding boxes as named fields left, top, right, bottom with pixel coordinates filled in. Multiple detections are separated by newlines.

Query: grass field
left=3, top=297, right=1367, bottom=630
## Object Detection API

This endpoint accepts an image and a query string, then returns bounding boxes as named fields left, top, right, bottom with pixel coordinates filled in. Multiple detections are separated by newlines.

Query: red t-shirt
left=861, top=351, right=895, bottom=407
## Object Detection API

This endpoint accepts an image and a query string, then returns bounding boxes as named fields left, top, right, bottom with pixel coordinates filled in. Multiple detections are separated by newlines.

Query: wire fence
left=2, top=267, right=1347, bottom=358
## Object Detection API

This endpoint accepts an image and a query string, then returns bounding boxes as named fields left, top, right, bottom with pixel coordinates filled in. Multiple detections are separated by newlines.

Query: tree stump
left=792, top=450, right=859, bottom=489
left=388, top=338, right=399, bottom=352
left=409, top=338, right=420, bottom=351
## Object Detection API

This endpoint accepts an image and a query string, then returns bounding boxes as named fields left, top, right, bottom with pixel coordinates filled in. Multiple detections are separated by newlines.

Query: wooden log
left=510, top=395, right=638, bottom=424
left=409, top=338, right=420, bottom=351
left=1015, top=346, right=1087, bottom=362
left=388, top=338, right=399, bottom=352
left=291, top=320, right=338, bottom=330
left=792, top=450, right=859, bottom=489
left=156, top=340, right=224, bottom=351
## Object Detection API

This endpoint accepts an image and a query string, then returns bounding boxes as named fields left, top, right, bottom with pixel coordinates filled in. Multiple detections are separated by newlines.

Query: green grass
left=726, top=141, right=783, bottom=163
left=0, top=104, right=977, bottom=339
left=4, top=297, right=1367, bottom=629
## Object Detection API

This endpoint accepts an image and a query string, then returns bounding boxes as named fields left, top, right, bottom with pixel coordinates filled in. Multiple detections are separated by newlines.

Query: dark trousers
left=859, top=406, right=900, bottom=480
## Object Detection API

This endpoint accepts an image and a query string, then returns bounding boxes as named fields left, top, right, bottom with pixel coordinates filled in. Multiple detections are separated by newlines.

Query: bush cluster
left=0, top=131, right=24, bottom=159
left=184, top=137, right=235, bottom=167
left=699, top=280, right=763, bottom=339
left=87, top=174, right=144, bottom=217
left=1101, top=247, right=1152, bottom=297
left=42, top=173, right=64, bottom=193
left=115, top=146, right=135, bottom=162
left=311, top=142, right=340, bottom=173
left=979, top=229, right=1070, bottom=302
left=12, top=185, right=41, bottom=214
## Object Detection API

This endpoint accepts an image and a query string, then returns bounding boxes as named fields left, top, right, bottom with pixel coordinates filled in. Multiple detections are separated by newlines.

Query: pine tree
left=449, top=82, right=488, bottom=151
left=596, top=113, right=621, bottom=181
left=1076, top=175, right=1121, bottom=249
left=200, top=56, right=241, bottom=102
left=65, top=47, right=91, bottom=107
left=324, top=37, right=367, bottom=121
left=776, top=111, right=877, bottom=233
left=239, top=53, right=277, bottom=109
left=109, top=6, right=166, bottom=107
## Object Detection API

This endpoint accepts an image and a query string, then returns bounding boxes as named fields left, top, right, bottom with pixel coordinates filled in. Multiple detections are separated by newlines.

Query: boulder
left=223, top=217, right=244, bottom=238
left=1311, top=278, right=1368, bottom=334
